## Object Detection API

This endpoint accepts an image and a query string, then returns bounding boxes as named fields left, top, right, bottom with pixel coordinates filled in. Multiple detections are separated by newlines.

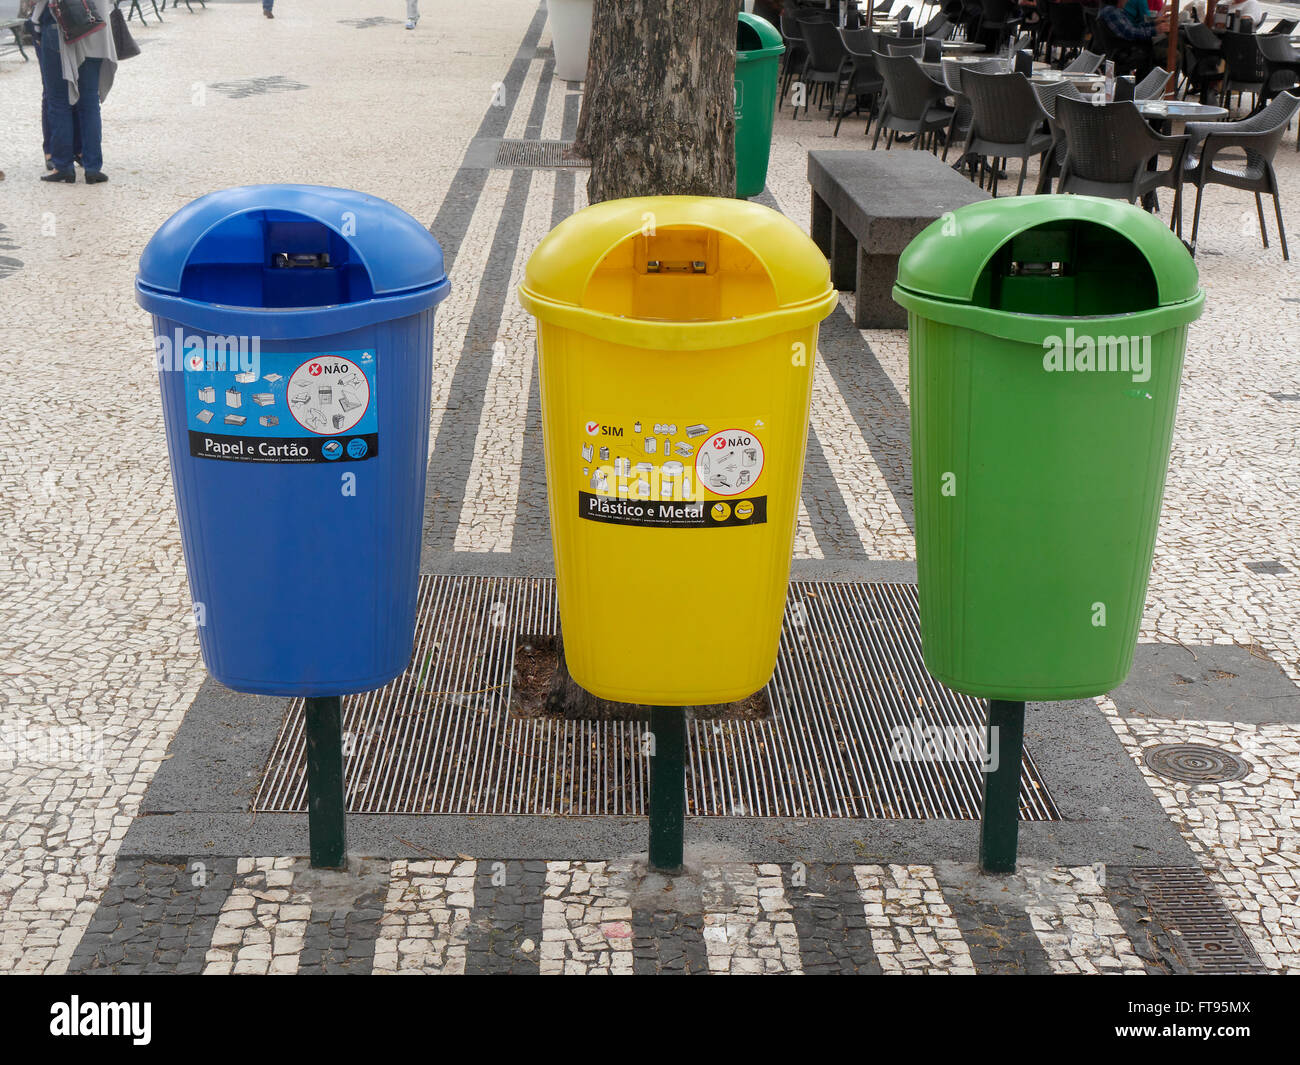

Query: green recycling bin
left=892, top=196, right=1205, bottom=701
left=735, top=12, right=784, bottom=199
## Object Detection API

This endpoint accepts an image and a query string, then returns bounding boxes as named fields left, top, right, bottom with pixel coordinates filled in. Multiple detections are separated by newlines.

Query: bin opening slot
left=177, top=211, right=375, bottom=309
left=1008, top=261, right=1066, bottom=278
left=272, top=252, right=333, bottom=269
left=645, top=260, right=709, bottom=274
left=737, top=21, right=763, bottom=51
left=582, top=226, right=779, bottom=323
left=976, top=221, right=1158, bottom=317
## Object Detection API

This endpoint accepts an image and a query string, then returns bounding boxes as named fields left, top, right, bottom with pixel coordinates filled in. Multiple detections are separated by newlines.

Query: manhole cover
left=1129, top=867, right=1267, bottom=973
left=1142, top=743, right=1250, bottom=784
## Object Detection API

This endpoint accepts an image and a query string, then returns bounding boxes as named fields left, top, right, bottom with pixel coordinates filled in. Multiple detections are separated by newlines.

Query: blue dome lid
left=137, top=184, right=445, bottom=297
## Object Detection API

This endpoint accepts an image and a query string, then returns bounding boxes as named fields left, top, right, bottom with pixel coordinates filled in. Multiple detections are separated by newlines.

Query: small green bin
left=735, top=12, right=784, bottom=199
left=892, top=196, right=1205, bottom=700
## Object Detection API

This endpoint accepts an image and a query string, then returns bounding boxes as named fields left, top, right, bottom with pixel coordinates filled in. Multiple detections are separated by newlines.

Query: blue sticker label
left=185, top=349, right=378, bottom=463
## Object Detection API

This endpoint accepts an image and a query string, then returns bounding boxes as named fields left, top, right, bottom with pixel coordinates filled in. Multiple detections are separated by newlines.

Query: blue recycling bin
left=136, top=185, right=450, bottom=697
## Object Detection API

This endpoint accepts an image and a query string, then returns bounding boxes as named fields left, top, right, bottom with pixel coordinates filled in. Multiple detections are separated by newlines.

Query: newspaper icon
left=224, top=414, right=247, bottom=426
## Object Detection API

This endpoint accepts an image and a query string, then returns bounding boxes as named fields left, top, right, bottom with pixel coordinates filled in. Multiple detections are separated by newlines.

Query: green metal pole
left=979, top=699, right=1025, bottom=875
left=304, top=695, right=347, bottom=869
left=648, top=707, right=686, bottom=874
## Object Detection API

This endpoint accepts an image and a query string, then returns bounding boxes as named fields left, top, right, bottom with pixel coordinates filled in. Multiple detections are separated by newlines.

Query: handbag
left=48, top=0, right=106, bottom=45
left=111, top=6, right=141, bottom=59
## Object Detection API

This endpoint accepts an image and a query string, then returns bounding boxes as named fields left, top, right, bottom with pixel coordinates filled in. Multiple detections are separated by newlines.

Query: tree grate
left=254, top=576, right=1059, bottom=819
left=494, top=140, right=589, bottom=169
left=1129, top=867, right=1268, bottom=973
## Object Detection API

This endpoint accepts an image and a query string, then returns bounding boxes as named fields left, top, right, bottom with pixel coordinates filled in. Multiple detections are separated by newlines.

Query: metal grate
left=1143, top=743, right=1250, bottom=784
left=494, top=140, right=589, bottom=169
left=254, top=577, right=1059, bottom=820
left=1245, top=559, right=1291, bottom=575
left=1129, top=867, right=1268, bottom=973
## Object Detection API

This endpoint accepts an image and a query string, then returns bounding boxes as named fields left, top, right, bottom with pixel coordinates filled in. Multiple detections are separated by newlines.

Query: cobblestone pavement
left=0, top=0, right=1297, bottom=974
left=63, top=856, right=1222, bottom=975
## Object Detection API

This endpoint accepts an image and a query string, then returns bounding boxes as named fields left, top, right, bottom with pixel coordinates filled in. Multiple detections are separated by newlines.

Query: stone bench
left=808, top=150, right=990, bottom=329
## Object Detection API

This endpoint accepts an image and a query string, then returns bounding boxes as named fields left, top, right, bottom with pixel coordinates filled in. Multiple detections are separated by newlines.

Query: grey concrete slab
left=138, top=678, right=289, bottom=816
left=1111, top=641, right=1300, bottom=724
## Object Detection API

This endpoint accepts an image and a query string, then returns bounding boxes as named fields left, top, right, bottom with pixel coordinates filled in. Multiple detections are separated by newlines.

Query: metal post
left=304, top=695, right=347, bottom=869
left=979, top=699, right=1025, bottom=875
left=1166, top=7, right=1179, bottom=99
left=648, top=707, right=686, bottom=874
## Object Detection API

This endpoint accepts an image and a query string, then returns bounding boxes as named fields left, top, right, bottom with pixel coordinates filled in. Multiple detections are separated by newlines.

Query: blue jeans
left=38, top=13, right=102, bottom=173
left=263, top=0, right=274, bottom=11
left=33, top=22, right=81, bottom=160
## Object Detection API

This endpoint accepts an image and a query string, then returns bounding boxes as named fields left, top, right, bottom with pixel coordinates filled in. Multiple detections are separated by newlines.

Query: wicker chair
left=1063, top=48, right=1104, bottom=74
left=937, top=55, right=1007, bottom=166
left=797, top=19, right=851, bottom=119
left=1135, top=66, right=1172, bottom=100
left=872, top=51, right=957, bottom=151
left=1183, top=91, right=1300, bottom=259
left=1218, top=31, right=1269, bottom=113
left=959, top=68, right=1056, bottom=194
left=835, top=28, right=886, bottom=135
left=1054, top=96, right=1189, bottom=230
left=1254, top=34, right=1300, bottom=112
left=779, top=15, right=810, bottom=111
left=1032, top=80, right=1087, bottom=192
left=922, top=13, right=953, bottom=39
left=887, top=39, right=928, bottom=57
left=1180, top=20, right=1223, bottom=104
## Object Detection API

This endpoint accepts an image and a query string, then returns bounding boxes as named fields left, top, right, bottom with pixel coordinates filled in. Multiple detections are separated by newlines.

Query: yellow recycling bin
left=518, top=196, right=837, bottom=705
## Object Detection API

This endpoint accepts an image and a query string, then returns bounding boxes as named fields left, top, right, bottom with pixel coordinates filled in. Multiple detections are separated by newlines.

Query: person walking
left=33, top=0, right=117, bottom=185
left=406, top=0, right=419, bottom=29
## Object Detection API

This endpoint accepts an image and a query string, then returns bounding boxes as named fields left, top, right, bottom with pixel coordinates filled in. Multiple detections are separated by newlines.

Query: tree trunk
left=575, top=0, right=741, bottom=203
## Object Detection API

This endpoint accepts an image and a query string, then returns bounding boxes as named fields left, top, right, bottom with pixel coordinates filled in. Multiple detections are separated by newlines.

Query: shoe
left=84, top=171, right=109, bottom=184
left=264, top=9, right=274, bottom=17
left=41, top=169, right=75, bottom=183
left=406, top=19, right=416, bottom=29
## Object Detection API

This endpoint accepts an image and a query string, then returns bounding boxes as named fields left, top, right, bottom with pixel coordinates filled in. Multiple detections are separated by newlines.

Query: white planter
left=549, top=0, right=595, bottom=83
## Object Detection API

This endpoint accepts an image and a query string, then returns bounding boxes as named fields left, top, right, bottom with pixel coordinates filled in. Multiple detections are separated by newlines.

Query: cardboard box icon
left=234, top=372, right=256, bottom=384
left=224, top=414, right=247, bottom=426
left=251, top=393, right=275, bottom=407
left=259, top=416, right=279, bottom=427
